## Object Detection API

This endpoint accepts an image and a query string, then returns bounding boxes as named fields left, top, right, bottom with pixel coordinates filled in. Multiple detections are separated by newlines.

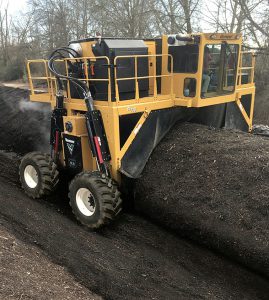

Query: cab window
left=201, top=43, right=239, bottom=98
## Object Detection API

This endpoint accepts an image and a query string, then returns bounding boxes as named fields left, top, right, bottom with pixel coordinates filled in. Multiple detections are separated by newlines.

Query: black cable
left=48, top=59, right=86, bottom=96
left=48, top=47, right=90, bottom=98
left=50, top=48, right=82, bottom=69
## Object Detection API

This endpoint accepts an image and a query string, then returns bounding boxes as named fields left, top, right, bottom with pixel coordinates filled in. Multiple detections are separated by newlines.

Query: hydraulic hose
left=48, top=46, right=109, bottom=175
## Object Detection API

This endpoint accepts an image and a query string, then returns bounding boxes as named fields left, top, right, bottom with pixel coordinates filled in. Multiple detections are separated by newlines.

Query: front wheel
left=69, top=171, right=122, bottom=229
left=19, top=152, right=59, bottom=198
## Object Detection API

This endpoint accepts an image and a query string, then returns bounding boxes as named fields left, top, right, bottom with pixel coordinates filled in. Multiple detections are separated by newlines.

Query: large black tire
left=19, top=152, right=59, bottom=198
left=69, top=171, right=122, bottom=229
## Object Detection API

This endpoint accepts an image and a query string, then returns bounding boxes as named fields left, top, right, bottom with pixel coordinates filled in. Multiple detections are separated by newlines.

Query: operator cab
left=166, top=33, right=246, bottom=101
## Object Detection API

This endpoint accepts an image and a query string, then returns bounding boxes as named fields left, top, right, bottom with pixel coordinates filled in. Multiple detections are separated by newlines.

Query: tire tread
left=19, top=152, right=59, bottom=198
left=69, top=171, right=122, bottom=229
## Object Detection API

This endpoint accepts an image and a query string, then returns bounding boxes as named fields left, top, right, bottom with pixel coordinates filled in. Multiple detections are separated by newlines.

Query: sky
left=1, top=0, right=27, bottom=15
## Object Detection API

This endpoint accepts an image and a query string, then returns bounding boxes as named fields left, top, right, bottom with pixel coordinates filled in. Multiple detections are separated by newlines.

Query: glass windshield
left=201, top=43, right=239, bottom=98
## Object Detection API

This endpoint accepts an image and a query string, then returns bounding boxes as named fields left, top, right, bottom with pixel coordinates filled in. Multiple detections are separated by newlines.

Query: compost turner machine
left=19, top=33, right=256, bottom=228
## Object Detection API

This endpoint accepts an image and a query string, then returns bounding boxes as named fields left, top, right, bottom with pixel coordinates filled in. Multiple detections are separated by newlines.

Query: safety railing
left=114, top=54, right=173, bottom=102
left=27, top=59, right=53, bottom=95
left=237, top=51, right=256, bottom=86
left=27, top=56, right=112, bottom=101
left=66, top=56, right=111, bottom=101
left=28, top=54, right=174, bottom=103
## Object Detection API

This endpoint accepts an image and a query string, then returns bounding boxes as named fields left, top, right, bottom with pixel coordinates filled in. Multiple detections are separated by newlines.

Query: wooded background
left=0, top=0, right=268, bottom=87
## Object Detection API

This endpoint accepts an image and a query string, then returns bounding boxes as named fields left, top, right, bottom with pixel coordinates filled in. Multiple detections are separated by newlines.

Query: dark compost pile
left=136, top=122, right=269, bottom=277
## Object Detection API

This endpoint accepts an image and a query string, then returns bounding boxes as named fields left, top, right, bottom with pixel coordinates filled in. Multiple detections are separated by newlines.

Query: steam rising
left=0, top=87, right=51, bottom=154
left=19, top=99, right=47, bottom=112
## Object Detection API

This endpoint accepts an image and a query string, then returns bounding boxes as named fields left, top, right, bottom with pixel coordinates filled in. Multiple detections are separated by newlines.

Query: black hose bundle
left=47, top=46, right=94, bottom=111
left=47, top=46, right=110, bottom=175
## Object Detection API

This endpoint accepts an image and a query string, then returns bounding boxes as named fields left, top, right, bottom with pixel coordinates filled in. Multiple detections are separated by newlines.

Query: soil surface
left=0, top=224, right=100, bottom=300
left=136, top=122, right=269, bottom=277
left=0, top=153, right=269, bottom=299
left=0, top=85, right=269, bottom=299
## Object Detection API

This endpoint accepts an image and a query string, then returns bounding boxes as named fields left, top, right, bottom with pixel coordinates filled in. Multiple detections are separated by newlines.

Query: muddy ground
left=0, top=86, right=269, bottom=299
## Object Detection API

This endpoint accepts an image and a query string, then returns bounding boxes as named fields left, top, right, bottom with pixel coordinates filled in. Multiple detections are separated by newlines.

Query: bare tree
left=94, top=0, right=156, bottom=37
left=154, top=0, right=200, bottom=34
left=0, top=2, right=11, bottom=66
left=201, top=0, right=246, bottom=33
left=179, top=0, right=199, bottom=33
left=239, top=0, right=269, bottom=40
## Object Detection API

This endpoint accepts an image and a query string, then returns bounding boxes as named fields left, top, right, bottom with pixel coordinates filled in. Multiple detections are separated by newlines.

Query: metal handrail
left=28, top=54, right=174, bottom=103
left=114, top=54, right=173, bottom=102
left=237, top=51, right=256, bottom=85
left=116, top=74, right=171, bottom=81
left=27, top=56, right=112, bottom=101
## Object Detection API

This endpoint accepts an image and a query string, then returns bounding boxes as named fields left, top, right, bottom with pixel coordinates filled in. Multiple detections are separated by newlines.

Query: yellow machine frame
left=26, top=33, right=256, bottom=182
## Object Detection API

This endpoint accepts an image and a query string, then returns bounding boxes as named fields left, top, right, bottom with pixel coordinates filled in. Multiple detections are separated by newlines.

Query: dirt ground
left=0, top=86, right=269, bottom=299
left=0, top=152, right=269, bottom=299
left=0, top=225, right=100, bottom=300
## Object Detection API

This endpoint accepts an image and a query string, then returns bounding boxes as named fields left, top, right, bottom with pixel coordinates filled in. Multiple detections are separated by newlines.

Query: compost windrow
left=136, top=122, right=269, bottom=277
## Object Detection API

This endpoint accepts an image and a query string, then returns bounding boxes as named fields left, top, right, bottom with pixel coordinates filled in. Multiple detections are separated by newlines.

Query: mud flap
left=192, top=95, right=251, bottom=132
left=224, top=95, right=251, bottom=132
left=120, top=107, right=195, bottom=178
left=191, top=104, right=226, bottom=128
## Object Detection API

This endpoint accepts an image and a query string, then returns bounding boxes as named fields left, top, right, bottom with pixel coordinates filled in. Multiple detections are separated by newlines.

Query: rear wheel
left=69, top=171, right=122, bottom=229
left=19, top=152, right=59, bottom=198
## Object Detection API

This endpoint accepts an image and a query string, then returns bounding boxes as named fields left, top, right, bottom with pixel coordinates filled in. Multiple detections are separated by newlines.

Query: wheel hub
left=76, top=188, right=96, bottom=216
left=24, top=165, right=39, bottom=189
